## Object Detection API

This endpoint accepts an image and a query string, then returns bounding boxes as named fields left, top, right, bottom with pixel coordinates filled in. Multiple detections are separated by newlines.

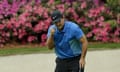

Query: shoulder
left=65, top=21, right=80, bottom=29
left=48, top=24, right=56, bottom=30
left=48, top=24, right=57, bottom=32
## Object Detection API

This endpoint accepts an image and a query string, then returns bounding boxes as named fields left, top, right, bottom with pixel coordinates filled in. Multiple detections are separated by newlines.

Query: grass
left=88, top=42, right=120, bottom=50
left=0, top=42, right=120, bottom=56
left=0, top=47, right=53, bottom=56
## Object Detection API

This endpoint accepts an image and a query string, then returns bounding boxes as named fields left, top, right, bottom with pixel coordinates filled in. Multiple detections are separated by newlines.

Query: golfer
left=46, top=10, right=88, bottom=72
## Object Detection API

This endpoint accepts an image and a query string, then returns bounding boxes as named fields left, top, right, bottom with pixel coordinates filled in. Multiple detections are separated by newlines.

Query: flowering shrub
left=0, top=0, right=119, bottom=47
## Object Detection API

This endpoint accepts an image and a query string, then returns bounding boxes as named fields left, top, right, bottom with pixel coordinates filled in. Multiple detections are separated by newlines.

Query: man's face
left=55, top=18, right=64, bottom=30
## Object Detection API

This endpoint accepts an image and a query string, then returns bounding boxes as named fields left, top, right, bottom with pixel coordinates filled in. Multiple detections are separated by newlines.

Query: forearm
left=46, top=35, right=55, bottom=49
left=81, top=41, right=88, bottom=59
left=80, top=36, right=88, bottom=59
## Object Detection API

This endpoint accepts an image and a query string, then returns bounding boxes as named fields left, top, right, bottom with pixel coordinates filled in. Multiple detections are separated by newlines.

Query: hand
left=50, top=28, right=55, bottom=36
left=79, top=57, right=85, bottom=68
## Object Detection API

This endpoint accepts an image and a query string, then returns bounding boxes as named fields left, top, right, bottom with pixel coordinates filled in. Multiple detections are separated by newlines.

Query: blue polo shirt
left=47, top=21, right=84, bottom=59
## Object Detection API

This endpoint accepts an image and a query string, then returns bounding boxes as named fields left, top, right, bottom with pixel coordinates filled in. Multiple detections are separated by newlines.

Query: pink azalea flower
left=33, top=21, right=44, bottom=33
left=56, top=4, right=65, bottom=13
left=0, top=24, right=5, bottom=30
left=43, top=10, right=49, bottom=18
left=99, top=16, right=104, bottom=21
left=25, top=22, right=32, bottom=28
left=87, top=32, right=93, bottom=38
left=90, top=21, right=96, bottom=26
left=114, top=28, right=120, bottom=36
left=41, top=34, right=47, bottom=42
left=27, top=36, right=37, bottom=43
left=34, top=6, right=44, bottom=16
left=48, top=0, right=54, bottom=5
left=0, top=15, right=3, bottom=19
left=24, top=4, right=32, bottom=12
left=18, top=29, right=27, bottom=39
left=99, top=6, right=105, bottom=12
left=13, top=31, right=18, bottom=36
left=14, top=21, right=21, bottom=28
left=92, top=28, right=100, bottom=34
left=44, top=18, right=51, bottom=26
left=6, top=32, right=10, bottom=37
left=77, top=17, right=85, bottom=23
left=81, top=1, right=87, bottom=9
left=101, top=36, right=109, bottom=42
left=1, top=31, right=5, bottom=37
left=40, top=34, right=47, bottom=46
left=84, top=22, right=90, bottom=27
left=6, top=22, right=13, bottom=29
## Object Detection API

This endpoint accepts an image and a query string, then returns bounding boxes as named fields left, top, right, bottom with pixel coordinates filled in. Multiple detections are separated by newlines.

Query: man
left=46, top=10, right=88, bottom=72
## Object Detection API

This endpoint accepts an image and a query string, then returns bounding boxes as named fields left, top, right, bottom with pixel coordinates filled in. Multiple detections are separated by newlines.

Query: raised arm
left=46, top=28, right=55, bottom=49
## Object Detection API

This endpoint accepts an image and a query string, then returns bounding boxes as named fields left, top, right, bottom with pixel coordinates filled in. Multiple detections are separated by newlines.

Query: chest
left=54, top=30, right=74, bottom=43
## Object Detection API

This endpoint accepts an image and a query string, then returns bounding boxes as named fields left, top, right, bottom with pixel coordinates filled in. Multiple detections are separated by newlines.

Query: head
left=51, top=10, right=65, bottom=30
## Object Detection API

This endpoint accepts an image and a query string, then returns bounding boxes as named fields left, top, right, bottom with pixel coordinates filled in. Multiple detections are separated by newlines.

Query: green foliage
left=106, top=0, right=120, bottom=13
left=106, top=20, right=117, bottom=28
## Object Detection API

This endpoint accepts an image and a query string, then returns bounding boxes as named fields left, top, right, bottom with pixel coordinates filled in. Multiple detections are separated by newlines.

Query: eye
left=55, top=20, right=61, bottom=24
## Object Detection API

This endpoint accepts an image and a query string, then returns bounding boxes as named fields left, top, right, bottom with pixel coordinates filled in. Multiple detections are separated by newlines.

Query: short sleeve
left=74, top=26, right=84, bottom=40
left=47, top=27, right=51, bottom=38
left=47, top=25, right=56, bottom=38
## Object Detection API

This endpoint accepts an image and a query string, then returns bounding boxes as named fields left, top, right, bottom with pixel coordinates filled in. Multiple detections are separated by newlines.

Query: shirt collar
left=56, top=21, right=66, bottom=33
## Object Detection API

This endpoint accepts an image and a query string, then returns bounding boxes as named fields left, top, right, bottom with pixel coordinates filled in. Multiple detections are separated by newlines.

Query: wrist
left=81, top=56, right=85, bottom=59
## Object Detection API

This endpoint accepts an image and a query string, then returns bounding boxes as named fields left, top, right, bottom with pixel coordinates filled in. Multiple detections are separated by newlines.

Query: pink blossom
left=99, top=6, right=105, bottom=12
left=101, top=36, right=109, bottom=42
left=41, top=34, right=47, bottom=41
left=87, top=32, right=93, bottom=38
left=33, top=21, right=44, bottom=33
left=114, top=28, right=120, bottom=36
left=77, top=17, right=85, bottom=23
left=1, top=31, right=5, bottom=37
left=13, top=31, right=18, bottom=36
left=25, top=22, right=32, bottom=28
left=44, top=18, right=51, bottom=26
left=0, top=15, right=3, bottom=19
left=48, top=0, right=54, bottom=5
left=6, top=23, right=13, bottom=29
left=14, top=22, right=21, bottom=28
left=56, top=4, right=65, bottom=13
left=0, top=24, right=5, bottom=29
left=34, top=5, right=44, bottom=16
left=90, top=21, right=96, bottom=26
left=43, top=10, right=49, bottom=18
left=92, top=28, right=100, bottom=34
left=24, top=4, right=32, bottom=12
left=81, top=1, right=87, bottom=9
left=84, top=22, right=90, bottom=27
left=73, top=12, right=79, bottom=20
left=27, top=36, right=37, bottom=43
left=18, top=29, right=27, bottom=39
left=100, top=30, right=108, bottom=36
left=6, top=32, right=10, bottom=37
